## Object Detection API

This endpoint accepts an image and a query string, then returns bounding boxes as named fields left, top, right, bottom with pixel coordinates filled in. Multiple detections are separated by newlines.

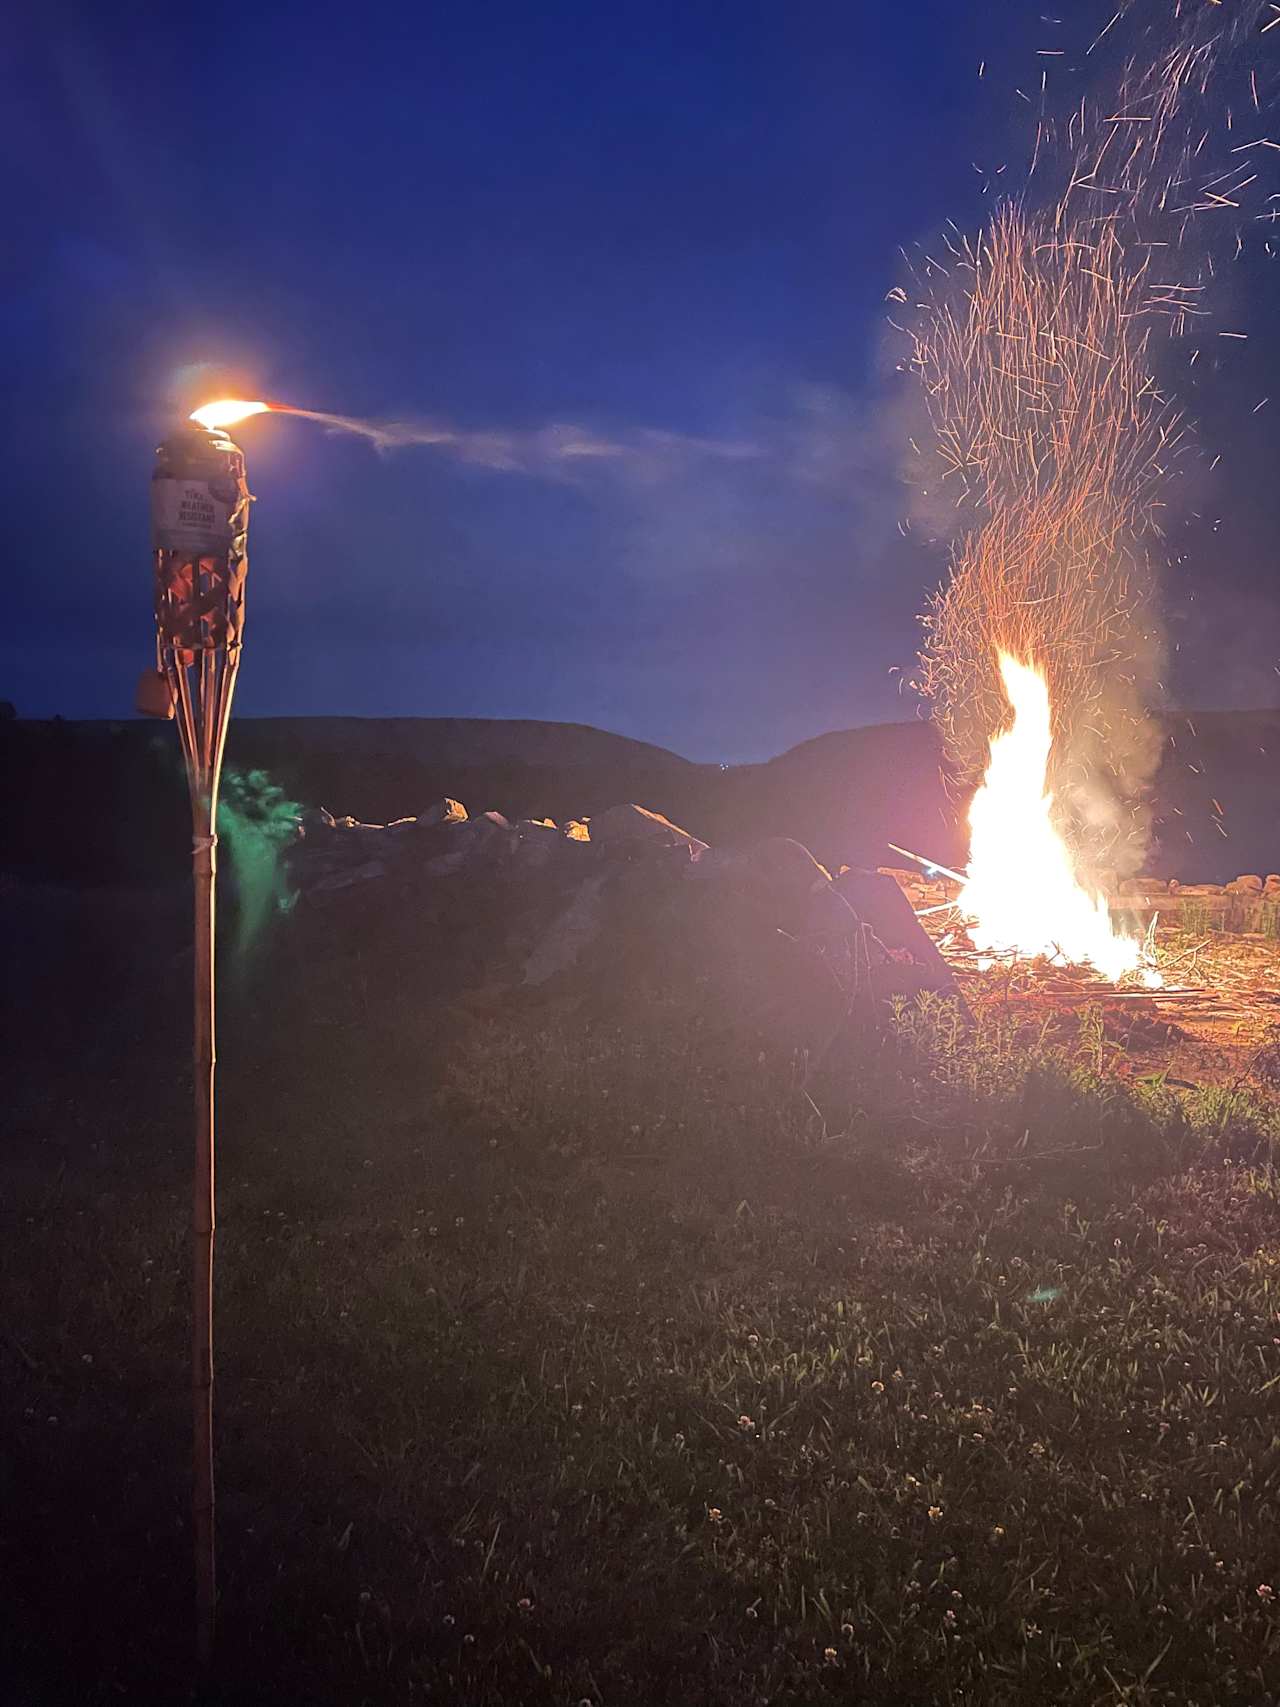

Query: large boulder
left=585, top=804, right=707, bottom=861
left=511, top=818, right=584, bottom=872
left=687, top=837, right=829, bottom=933
left=421, top=811, right=514, bottom=877
left=308, top=858, right=389, bottom=897
left=680, top=840, right=961, bottom=1023
left=416, top=798, right=468, bottom=828
left=833, top=867, right=961, bottom=997
left=1226, top=874, right=1264, bottom=896
left=523, top=873, right=613, bottom=986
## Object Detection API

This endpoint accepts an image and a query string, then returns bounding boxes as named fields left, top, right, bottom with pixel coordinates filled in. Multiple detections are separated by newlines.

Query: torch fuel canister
left=151, top=424, right=249, bottom=557
left=148, top=425, right=252, bottom=659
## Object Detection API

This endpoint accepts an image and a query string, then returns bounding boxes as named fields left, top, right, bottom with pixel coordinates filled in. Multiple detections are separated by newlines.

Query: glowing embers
left=959, top=652, right=1146, bottom=982
left=189, top=400, right=271, bottom=430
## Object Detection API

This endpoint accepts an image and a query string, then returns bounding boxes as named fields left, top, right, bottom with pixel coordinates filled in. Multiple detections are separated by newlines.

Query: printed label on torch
left=151, top=479, right=234, bottom=554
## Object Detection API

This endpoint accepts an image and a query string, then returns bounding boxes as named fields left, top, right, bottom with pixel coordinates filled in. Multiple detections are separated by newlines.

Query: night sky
left=5, top=1, right=1278, bottom=761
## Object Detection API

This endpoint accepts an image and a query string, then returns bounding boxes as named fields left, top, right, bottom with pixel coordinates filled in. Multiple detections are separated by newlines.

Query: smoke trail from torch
left=270, top=405, right=763, bottom=477
left=270, top=407, right=459, bottom=452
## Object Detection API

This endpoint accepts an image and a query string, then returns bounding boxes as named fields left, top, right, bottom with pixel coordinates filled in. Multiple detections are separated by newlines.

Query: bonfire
left=902, top=0, right=1278, bottom=996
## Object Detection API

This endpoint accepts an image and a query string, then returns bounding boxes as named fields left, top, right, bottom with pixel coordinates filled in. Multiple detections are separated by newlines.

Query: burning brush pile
left=898, top=0, right=1280, bottom=1002
left=887, top=846, right=1280, bottom=1078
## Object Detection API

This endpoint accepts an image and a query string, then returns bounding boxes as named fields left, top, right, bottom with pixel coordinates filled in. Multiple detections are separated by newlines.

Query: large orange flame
left=959, top=653, right=1147, bottom=981
left=189, top=399, right=272, bottom=430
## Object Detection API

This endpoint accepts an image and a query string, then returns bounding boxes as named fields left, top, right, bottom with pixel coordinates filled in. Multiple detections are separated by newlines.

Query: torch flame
left=189, top=399, right=272, bottom=430
left=959, top=653, right=1146, bottom=981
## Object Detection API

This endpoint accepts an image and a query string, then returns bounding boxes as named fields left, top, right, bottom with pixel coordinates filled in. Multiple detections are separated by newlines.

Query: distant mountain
left=227, top=715, right=699, bottom=776
left=2, top=707, right=1275, bottom=886
left=715, top=710, right=1280, bottom=884
left=1145, top=708, right=1280, bottom=884
left=708, top=721, right=960, bottom=872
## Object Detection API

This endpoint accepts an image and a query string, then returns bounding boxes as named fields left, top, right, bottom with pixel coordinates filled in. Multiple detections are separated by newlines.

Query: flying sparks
left=905, top=0, right=1279, bottom=955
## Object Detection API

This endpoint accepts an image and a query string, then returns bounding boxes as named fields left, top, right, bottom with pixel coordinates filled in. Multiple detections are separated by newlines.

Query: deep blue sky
left=5, top=0, right=1278, bottom=760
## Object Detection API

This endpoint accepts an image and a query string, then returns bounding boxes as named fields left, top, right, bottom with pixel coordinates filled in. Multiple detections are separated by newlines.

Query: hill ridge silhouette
left=3, top=708, right=1275, bottom=886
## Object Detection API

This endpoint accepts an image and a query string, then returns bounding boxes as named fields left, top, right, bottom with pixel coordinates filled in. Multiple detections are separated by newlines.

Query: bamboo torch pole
left=191, top=774, right=217, bottom=1667
left=140, top=423, right=252, bottom=1673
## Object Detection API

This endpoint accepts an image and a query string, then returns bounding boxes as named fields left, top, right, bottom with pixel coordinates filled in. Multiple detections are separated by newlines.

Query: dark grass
left=5, top=921, right=1280, bottom=1704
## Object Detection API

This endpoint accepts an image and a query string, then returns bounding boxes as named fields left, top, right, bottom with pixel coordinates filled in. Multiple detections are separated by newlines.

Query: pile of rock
left=1222, top=874, right=1280, bottom=900
left=292, top=800, right=702, bottom=895
left=1119, top=873, right=1280, bottom=899
left=1116, top=873, right=1280, bottom=929
left=280, top=797, right=960, bottom=1043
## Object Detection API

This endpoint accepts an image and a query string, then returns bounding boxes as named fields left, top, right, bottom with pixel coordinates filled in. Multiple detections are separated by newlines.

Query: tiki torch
left=138, top=403, right=257, bottom=1669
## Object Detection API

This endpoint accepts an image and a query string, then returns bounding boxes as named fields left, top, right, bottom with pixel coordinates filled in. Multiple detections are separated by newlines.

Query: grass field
left=5, top=907, right=1280, bottom=1705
